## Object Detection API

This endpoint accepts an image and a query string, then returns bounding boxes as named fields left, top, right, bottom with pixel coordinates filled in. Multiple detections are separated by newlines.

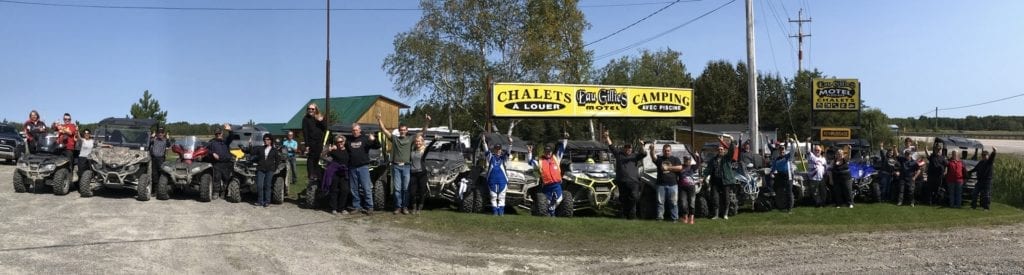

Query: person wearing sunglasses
left=54, top=113, right=78, bottom=164
left=302, top=103, right=327, bottom=185
left=251, top=133, right=284, bottom=207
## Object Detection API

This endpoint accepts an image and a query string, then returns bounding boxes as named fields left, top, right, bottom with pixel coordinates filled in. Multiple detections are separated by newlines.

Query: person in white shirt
left=806, top=139, right=827, bottom=208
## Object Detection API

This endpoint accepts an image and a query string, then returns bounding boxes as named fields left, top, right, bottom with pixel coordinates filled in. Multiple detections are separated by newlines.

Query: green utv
left=553, top=140, right=618, bottom=217
left=78, top=118, right=156, bottom=201
left=13, top=132, right=74, bottom=195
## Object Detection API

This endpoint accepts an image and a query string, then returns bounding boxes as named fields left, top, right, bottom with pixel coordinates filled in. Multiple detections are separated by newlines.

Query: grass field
left=387, top=203, right=1024, bottom=251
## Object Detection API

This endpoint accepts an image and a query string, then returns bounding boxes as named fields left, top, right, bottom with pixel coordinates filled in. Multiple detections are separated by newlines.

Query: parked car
left=0, top=123, right=25, bottom=164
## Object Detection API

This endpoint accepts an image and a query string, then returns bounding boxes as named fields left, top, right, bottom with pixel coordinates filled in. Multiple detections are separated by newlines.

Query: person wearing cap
left=528, top=136, right=568, bottom=217
left=704, top=136, right=738, bottom=220
left=483, top=133, right=513, bottom=216
left=770, top=137, right=796, bottom=213
left=149, top=127, right=171, bottom=187
left=924, top=143, right=948, bottom=206
left=207, top=123, right=237, bottom=200
left=896, top=149, right=920, bottom=207
left=282, top=131, right=299, bottom=184
left=603, top=130, right=646, bottom=220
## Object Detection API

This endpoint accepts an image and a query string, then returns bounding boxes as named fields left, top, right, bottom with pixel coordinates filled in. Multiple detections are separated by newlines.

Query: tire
left=753, top=195, right=773, bottom=212
left=13, top=171, right=27, bottom=193
left=301, top=182, right=319, bottom=209
left=136, top=172, right=151, bottom=201
left=198, top=174, right=213, bottom=202
left=52, top=168, right=71, bottom=195
left=694, top=196, right=710, bottom=218
left=78, top=170, right=94, bottom=197
left=458, top=187, right=482, bottom=213
left=225, top=177, right=242, bottom=203
left=372, top=175, right=388, bottom=211
left=272, top=176, right=285, bottom=204
left=156, top=175, right=170, bottom=200
left=869, top=179, right=882, bottom=203
left=727, top=187, right=739, bottom=217
left=556, top=189, right=574, bottom=217
left=530, top=191, right=547, bottom=216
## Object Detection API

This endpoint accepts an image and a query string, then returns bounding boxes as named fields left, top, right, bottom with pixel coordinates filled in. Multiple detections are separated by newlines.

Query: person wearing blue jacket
left=770, top=139, right=796, bottom=213
left=481, top=133, right=513, bottom=216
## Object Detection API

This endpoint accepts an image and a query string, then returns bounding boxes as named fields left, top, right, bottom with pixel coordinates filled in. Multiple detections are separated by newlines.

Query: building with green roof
left=283, top=95, right=410, bottom=131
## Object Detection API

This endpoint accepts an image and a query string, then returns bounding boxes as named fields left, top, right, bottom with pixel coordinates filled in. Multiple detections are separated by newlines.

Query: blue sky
left=1, top=0, right=1022, bottom=125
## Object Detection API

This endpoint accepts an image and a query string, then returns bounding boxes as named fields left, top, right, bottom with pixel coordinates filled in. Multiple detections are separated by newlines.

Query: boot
left=498, top=206, right=505, bottom=216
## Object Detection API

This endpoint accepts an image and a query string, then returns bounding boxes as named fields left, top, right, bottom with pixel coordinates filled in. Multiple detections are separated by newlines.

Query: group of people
left=873, top=138, right=998, bottom=210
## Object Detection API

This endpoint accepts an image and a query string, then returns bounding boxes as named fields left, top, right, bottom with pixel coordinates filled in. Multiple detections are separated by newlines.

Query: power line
left=0, top=0, right=695, bottom=11
left=757, top=0, right=780, bottom=73
left=917, top=92, right=1024, bottom=117
left=594, top=0, right=737, bottom=60
left=584, top=0, right=693, bottom=47
left=764, top=0, right=796, bottom=71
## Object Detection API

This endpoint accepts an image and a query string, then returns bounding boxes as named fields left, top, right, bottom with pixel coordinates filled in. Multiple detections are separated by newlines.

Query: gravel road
left=1, top=164, right=1023, bottom=274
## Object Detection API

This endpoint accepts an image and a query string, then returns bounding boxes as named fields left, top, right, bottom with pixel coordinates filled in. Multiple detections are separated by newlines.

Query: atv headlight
left=162, top=165, right=174, bottom=173
left=190, top=166, right=204, bottom=174
left=43, top=164, right=56, bottom=171
left=17, top=161, right=28, bottom=169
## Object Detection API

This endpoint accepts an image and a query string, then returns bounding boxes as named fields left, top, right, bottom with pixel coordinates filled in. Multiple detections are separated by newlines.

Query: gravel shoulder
left=1, top=164, right=1022, bottom=274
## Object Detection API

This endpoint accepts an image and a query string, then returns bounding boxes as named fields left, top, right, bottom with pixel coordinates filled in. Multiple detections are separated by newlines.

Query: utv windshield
left=98, top=126, right=150, bottom=148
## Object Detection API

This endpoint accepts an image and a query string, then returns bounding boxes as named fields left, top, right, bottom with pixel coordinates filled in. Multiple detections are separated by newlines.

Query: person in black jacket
left=321, top=135, right=352, bottom=214
left=346, top=123, right=382, bottom=215
left=969, top=147, right=997, bottom=210
left=876, top=143, right=898, bottom=202
left=149, top=128, right=171, bottom=190
left=896, top=150, right=921, bottom=207
left=303, top=103, right=327, bottom=183
left=251, top=134, right=283, bottom=207
left=831, top=148, right=853, bottom=208
left=603, top=131, right=647, bottom=220
left=207, top=123, right=237, bottom=200
left=925, top=143, right=948, bottom=205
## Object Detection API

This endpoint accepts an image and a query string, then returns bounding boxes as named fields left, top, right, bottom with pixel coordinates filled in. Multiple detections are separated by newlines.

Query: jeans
left=287, top=157, right=297, bottom=183
left=971, top=179, right=992, bottom=209
left=543, top=183, right=563, bottom=217
left=948, top=182, right=963, bottom=208
left=151, top=156, right=165, bottom=186
left=392, top=164, right=411, bottom=209
left=896, top=178, right=916, bottom=205
left=655, top=185, right=679, bottom=221
left=617, top=180, right=641, bottom=219
left=834, top=177, right=853, bottom=207
left=678, top=184, right=696, bottom=216
left=878, top=173, right=893, bottom=201
left=349, top=165, right=373, bottom=210
left=807, top=180, right=825, bottom=207
left=255, top=170, right=273, bottom=205
left=711, top=183, right=735, bottom=217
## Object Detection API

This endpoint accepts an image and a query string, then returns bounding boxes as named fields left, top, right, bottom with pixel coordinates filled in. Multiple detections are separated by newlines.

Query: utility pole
left=324, top=0, right=331, bottom=123
left=746, top=0, right=760, bottom=154
left=789, top=8, right=812, bottom=72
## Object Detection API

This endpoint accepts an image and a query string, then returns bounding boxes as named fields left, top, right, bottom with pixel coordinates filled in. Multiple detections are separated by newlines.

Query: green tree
left=130, top=90, right=167, bottom=126
left=594, top=48, right=694, bottom=141
left=694, top=60, right=742, bottom=124
left=383, top=0, right=592, bottom=142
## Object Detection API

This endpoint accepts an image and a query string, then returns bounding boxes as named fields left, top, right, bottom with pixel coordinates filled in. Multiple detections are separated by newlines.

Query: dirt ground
left=2, top=164, right=1023, bottom=274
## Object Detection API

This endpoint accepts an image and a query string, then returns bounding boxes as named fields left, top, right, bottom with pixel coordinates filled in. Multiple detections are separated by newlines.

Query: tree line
left=892, top=116, right=1024, bottom=132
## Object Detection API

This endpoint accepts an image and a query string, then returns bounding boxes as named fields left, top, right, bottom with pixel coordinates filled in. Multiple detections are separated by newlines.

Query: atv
left=79, top=118, right=155, bottom=201
left=299, top=123, right=389, bottom=210
left=225, top=143, right=290, bottom=204
left=417, top=130, right=473, bottom=210
left=13, top=132, right=75, bottom=195
left=155, top=136, right=215, bottom=201
left=546, top=140, right=617, bottom=217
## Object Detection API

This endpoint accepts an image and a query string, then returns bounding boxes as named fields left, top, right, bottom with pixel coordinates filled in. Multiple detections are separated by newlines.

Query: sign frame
left=812, top=78, right=861, bottom=112
left=820, top=127, right=853, bottom=141
left=491, top=82, right=693, bottom=118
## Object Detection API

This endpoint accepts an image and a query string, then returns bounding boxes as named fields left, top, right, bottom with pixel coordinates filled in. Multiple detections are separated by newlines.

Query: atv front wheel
left=225, top=177, right=242, bottom=203
left=458, top=187, right=482, bottom=213
left=198, top=174, right=213, bottom=202
left=694, top=195, right=710, bottom=218
left=78, top=170, right=95, bottom=197
left=372, top=175, right=388, bottom=211
left=136, top=173, right=151, bottom=201
left=530, top=191, right=548, bottom=216
left=12, top=171, right=27, bottom=193
left=156, top=175, right=171, bottom=200
left=52, top=168, right=71, bottom=195
left=556, top=190, right=575, bottom=217
left=753, top=194, right=773, bottom=212
left=301, top=182, right=319, bottom=209
left=272, top=176, right=285, bottom=204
